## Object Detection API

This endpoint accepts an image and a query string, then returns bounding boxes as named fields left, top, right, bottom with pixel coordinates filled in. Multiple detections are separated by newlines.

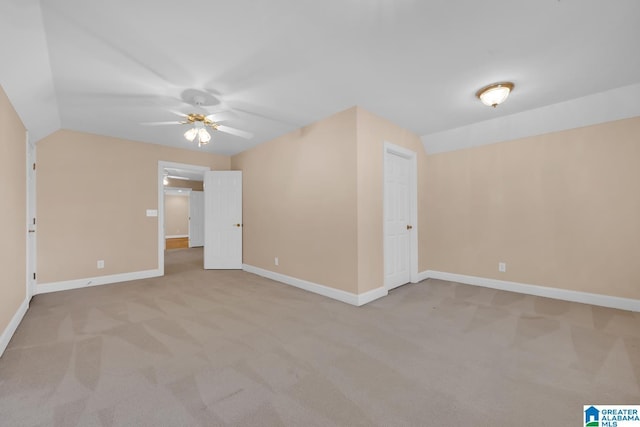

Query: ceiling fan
left=143, top=95, right=253, bottom=147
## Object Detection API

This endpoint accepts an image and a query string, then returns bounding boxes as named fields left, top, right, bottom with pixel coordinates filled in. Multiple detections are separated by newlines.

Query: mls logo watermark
left=584, top=405, right=640, bottom=427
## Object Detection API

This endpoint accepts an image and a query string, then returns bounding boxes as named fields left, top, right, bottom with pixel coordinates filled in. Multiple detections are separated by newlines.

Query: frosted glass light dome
left=476, top=82, right=514, bottom=107
left=184, top=127, right=198, bottom=141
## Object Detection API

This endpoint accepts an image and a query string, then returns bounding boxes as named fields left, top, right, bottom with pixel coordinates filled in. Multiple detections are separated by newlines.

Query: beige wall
left=232, top=108, right=359, bottom=293
left=34, top=104, right=638, bottom=303
left=0, top=85, right=26, bottom=336
left=424, top=116, right=640, bottom=300
left=164, top=194, right=189, bottom=236
left=355, top=108, right=427, bottom=293
left=232, top=106, right=426, bottom=295
left=37, top=130, right=229, bottom=283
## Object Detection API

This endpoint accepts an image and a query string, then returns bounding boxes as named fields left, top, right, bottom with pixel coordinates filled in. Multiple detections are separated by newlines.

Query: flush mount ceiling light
left=476, top=82, right=514, bottom=108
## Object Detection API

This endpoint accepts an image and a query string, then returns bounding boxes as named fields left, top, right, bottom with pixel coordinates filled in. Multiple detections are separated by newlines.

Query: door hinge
left=33, top=217, right=36, bottom=225
left=33, top=272, right=36, bottom=280
left=33, top=163, right=36, bottom=170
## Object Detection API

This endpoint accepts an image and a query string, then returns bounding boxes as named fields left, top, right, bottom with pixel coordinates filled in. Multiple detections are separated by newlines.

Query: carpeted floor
left=1, top=248, right=639, bottom=426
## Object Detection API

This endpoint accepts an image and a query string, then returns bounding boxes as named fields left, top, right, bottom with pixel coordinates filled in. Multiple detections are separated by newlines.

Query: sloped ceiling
left=1, top=0, right=639, bottom=155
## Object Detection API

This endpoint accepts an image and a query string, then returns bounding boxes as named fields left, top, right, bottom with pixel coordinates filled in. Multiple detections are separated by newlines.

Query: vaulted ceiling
left=1, top=0, right=639, bottom=155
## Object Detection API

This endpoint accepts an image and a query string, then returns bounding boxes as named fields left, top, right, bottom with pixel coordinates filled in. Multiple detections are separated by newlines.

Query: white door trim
left=157, top=161, right=209, bottom=275
left=26, top=131, right=36, bottom=298
left=383, top=142, right=419, bottom=288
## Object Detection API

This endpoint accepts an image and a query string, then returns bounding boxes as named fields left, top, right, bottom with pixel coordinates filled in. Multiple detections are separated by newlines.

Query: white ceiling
left=1, top=0, right=639, bottom=156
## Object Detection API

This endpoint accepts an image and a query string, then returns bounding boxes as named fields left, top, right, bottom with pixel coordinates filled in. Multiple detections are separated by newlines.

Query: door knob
left=406, top=225, right=413, bottom=230
left=234, top=224, right=243, bottom=227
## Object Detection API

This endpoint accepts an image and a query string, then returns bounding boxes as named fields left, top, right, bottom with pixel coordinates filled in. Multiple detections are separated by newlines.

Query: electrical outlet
left=97, top=260, right=105, bottom=269
left=498, top=262, right=506, bottom=273
left=274, top=257, right=279, bottom=266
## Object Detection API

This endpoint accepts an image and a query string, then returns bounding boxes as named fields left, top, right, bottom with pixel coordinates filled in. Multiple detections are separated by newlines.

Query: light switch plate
left=146, top=209, right=158, bottom=217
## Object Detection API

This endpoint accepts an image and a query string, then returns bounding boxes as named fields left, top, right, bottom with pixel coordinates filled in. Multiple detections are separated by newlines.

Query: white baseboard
left=0, top=296, right=29, bottom=358
left=423, top=270, right=640, bottom=312
left=242, top=264, right=386, bottom=306
left=357, top=286, right=388, bottom=306
left=35, top=269, right=162, bottom=295
left=414, top=270, right=430, bottom=283
left=165, top=235, right=189, bottom=239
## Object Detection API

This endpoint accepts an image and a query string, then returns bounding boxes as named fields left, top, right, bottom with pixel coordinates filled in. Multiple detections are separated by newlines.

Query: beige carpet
left=1, top=248, right=638, bottom=426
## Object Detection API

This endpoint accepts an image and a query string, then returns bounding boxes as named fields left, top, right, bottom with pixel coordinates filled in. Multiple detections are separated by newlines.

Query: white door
left=204, top=171, right=242, bottom=269
left=384, top=148, right=413, bottom=289
left=189, top=191, right=204, bottom=247
left=26, top=137, right=37, bottom=297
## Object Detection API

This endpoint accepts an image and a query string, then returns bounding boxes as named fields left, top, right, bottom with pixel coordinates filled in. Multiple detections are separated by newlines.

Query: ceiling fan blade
left=216, top=125, right=253, bottom=139
left=227, top=101, right=300, bottom=126
left=140, top=121, right=184, bottom=126
left=205, top=111, right=236, bottom=123
left=169, top=110, right=189, bottom=118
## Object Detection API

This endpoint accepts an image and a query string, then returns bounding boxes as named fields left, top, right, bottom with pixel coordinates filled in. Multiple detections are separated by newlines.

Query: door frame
left=26, top=132, right=36, bottom=298
left=157, top=161, right=209, bottom=275
left=383, top=142, right=419, bottom=289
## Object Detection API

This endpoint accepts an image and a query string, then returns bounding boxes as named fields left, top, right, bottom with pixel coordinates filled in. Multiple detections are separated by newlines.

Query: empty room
left=1, top=1, right=639, bottom=426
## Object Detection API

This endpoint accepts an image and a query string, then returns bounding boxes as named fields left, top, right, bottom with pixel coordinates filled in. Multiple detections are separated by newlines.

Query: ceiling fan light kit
left=144, top=103, right=253, bottom=148
left=476, top=82, right=514, bottom=107
left=181, top=113, right=219, bottom=147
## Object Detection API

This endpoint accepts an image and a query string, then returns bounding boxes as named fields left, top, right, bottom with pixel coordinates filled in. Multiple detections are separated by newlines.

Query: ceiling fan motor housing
left=186, top=113, right=218, bottom=129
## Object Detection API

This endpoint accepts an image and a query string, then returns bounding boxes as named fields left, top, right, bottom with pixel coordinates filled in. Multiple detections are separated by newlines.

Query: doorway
left=383, top=142, right=418, bottom=290
left=164, top=188, right=192, bottom=249
left=163, top=187, right=204, bottom=249
left=157, top=161, right=210, bottom=275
